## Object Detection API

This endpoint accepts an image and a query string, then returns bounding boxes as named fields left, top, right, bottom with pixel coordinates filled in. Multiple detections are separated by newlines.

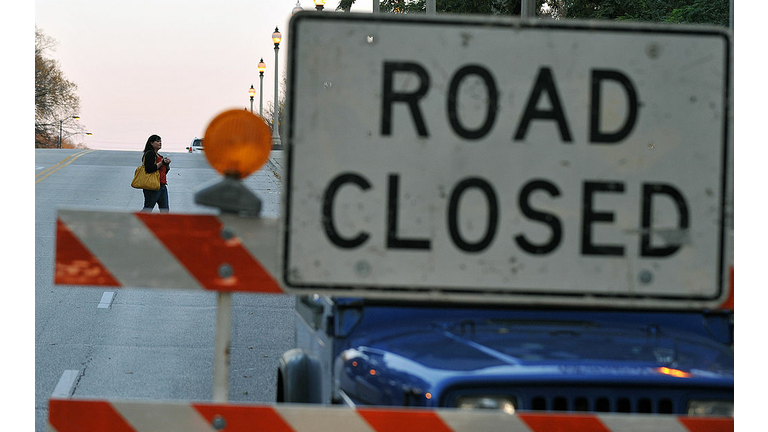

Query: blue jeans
left=142, top=184, right=169, bottom=212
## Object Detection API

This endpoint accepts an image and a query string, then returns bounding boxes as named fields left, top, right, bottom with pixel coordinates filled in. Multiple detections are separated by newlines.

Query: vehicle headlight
left=455, top=396, right=517, bottom=414
left=687, top=400, right=734, bottom=417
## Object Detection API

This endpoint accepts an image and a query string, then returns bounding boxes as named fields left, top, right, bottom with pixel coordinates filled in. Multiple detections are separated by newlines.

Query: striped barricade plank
left=517, top=412, right=612, bottom=432
left=194, top=404, right=296, bottom=431
left=678, top=417, right=736, bottom=432
left=55, top=210, right=282, bottom=293
left=358, top=407, right=455, bottom=432
left=599, top=414, right=691, bottom=432
left=48, top=399, right=734, bottom=432
left=48, top=399, right=136, bottom=432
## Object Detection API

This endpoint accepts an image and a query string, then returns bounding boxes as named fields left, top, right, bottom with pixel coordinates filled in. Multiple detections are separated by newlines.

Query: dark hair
left=143, top=134, right=162, bottom=153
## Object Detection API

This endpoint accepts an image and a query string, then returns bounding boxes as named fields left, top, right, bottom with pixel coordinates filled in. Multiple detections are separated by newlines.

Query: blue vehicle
left=277, top=296, right=733, bottom=416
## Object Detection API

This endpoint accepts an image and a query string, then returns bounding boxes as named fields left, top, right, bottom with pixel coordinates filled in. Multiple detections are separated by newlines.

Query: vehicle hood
left=348, top=317, right=734, bottom=378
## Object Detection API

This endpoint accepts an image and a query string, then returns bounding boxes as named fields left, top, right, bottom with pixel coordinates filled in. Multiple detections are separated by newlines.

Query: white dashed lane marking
left=97, top=291, right=115, bottom=309
left=52, top=370, right=80, bottom=398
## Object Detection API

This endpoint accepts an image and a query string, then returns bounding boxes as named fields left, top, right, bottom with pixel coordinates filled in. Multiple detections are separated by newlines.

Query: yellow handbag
left=131, top=156, right=161, bottom=191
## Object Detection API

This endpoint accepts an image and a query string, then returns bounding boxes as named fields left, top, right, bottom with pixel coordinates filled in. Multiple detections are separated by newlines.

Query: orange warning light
left=657, top=367, right=691, bottom=378
left=203, top=109, right=272, bottom=179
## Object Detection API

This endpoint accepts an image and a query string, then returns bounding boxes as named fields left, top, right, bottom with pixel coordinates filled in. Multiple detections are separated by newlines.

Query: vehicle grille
left=527, top=393, right=674, bottom=413
left=443, top=385, right=731, bottom=415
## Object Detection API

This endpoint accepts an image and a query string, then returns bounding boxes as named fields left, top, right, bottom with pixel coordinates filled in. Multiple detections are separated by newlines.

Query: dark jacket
left=143, top=150, right=170, bottom=174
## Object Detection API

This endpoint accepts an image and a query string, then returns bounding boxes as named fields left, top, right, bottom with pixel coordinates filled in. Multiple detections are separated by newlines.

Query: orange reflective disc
left=203, top=109, right=272, bottom=179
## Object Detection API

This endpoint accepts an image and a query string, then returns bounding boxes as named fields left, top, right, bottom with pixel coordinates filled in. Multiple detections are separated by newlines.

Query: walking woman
left=141, top=134, right=172, bottom=212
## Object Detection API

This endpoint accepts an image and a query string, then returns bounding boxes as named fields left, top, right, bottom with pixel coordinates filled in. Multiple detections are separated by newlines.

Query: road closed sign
left=284, top=13, right=732, bottom=308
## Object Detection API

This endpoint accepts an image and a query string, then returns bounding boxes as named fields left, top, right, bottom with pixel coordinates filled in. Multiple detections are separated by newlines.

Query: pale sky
left=34, top=0, right=374, bottom=152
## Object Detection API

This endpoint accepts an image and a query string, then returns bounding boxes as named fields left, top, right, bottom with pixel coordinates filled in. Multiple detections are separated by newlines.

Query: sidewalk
left=267, top=149, right=283, bottom=180
left=268, top=149, right=283, bottom=171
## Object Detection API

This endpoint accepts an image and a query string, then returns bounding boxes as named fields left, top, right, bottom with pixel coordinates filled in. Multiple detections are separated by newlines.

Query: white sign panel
left=284, top=14, right=732, bottom=308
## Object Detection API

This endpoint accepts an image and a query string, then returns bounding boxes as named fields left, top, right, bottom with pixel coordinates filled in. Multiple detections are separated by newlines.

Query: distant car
left=186, top=138, right=203, bottom=153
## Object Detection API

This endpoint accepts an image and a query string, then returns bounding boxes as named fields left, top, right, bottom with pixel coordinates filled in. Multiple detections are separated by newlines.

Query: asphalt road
left=34, top=148, right=294, bottom=431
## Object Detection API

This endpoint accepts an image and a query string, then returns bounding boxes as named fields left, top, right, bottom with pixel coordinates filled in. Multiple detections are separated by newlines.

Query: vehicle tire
left=277, top=348, right=322, bottom=403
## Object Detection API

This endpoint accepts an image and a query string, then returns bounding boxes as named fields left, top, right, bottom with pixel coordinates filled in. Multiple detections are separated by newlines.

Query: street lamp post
left=314, top=0, right=325, bottom=11
left=249, top=84, right=255, bottom=113
left=59, top=115, right=80, bottom=149
left=521, top=0, right=535, bottom=17
left=81, top=132, right=93, bottom=147
left=258, top=58, right=266, bottom=116
left=271, top=27, right=282, bottom=148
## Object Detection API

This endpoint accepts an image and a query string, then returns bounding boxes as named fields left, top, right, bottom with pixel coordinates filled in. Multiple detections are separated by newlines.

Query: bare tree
left=35, top=26, right=85, bottom=148
left=337, top=0, right=727, bottom=25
